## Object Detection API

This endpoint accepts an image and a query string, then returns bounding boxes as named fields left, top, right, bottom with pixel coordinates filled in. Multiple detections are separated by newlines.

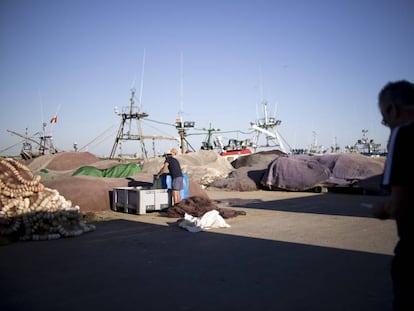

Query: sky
left=1, top=0, right=413, bottom=158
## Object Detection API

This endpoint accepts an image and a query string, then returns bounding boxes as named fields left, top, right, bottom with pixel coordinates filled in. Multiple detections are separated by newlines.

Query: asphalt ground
left=0, top=189, right=397, bottom=311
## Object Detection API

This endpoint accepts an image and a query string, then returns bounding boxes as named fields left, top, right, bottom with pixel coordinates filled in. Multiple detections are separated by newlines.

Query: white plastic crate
left=112, top=187, right=171, bottom=214
left=153, top=189, right=170, bottom=211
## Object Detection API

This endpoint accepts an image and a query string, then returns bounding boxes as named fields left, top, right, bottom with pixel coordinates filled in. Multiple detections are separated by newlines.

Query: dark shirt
left=165, top=156, right=183, bottom=179
left=381, top=121, right=414, bottom=253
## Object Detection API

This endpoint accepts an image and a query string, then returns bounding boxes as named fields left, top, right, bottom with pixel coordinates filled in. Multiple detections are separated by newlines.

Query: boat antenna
left=179, top=51, right=184, bottom=120
left=138, top=48, right=146, bottom=111
left=39, top=90, right=45, bottom=130
left=175, top=52, right=195, bottom=154
left=130, top=72, right=136, bottom=90
left=255, top=64, right=264, bottom=121
left=128, top=49, right=146, bottom=136
left=178, top=51, right=185, bottom=153
left=264, top=101, right=268, bottom=123
left=259, top=65, right=264, bottom=103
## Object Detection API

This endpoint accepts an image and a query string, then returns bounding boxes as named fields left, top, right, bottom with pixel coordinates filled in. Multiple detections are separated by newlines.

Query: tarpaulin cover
left=261, top=153, right=384, bottom=191
left=72, top=163, right=141, bottom=178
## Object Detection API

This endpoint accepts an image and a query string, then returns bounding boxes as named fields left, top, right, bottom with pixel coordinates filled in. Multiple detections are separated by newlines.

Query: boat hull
left=220, top=149, right=252, bottom=162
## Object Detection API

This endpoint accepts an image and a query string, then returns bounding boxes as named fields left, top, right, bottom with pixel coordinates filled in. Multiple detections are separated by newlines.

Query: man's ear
left=391, top=104, right=401, bottom=120
left=389, top=102, right=400, bottom=120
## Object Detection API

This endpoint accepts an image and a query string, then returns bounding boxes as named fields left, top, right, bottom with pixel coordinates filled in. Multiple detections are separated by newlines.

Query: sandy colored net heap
left=0, top=158, right=95, bottom=241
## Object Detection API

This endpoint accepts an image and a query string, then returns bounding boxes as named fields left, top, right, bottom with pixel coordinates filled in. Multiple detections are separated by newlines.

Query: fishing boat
left=217, top=138, right=252, bottom=161
left=6, top=124, right=59, bottom=160
left=346, top=129, right=387, bottom=157
left=199, top=123, right=253, bottom=162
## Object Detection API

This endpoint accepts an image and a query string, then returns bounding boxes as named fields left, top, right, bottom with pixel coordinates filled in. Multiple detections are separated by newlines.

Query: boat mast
left=250, top=101, right=288, bottom=153
left=109, top=50, right=178, bottom=158
left=110, top=51, right=149, bottom=159
left=176, top=52, right=195, bottom=154
left=110, top=88, right=149, bottom=159
left=250, top=68, right=289, bottom=153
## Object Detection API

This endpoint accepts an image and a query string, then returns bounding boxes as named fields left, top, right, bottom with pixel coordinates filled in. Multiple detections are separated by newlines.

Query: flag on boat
left=50, top=115, right=58, bottom=123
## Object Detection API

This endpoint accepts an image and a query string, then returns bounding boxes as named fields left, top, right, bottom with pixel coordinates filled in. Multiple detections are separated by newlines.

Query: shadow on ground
left=0, top=218, right=392, bottom=311
left=221, top=192, right=386, bottom=218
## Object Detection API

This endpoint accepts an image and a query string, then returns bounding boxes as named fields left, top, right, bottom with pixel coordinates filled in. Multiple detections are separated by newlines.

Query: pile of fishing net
left=0, top=158, right=95, bottom=241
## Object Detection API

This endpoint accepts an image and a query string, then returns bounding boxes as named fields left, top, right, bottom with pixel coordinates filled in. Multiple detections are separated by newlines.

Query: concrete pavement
left=0, top=190, right=397, bottom=311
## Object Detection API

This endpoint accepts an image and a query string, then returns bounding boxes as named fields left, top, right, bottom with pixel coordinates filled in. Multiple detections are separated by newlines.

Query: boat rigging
left=109, top=88, right=177, bottom=159
left=6, top=121, right=59, bottom=160
left=250, top=101, right=290, bottom=153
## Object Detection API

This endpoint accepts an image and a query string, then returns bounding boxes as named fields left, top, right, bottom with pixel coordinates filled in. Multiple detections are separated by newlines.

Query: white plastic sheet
left=178, top=210, right=231, bottom=233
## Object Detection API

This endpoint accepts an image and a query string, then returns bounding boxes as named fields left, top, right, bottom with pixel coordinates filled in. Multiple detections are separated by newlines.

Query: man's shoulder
left=396, top=121, right=414, bottom=138
left=402, top=120, right=414, bottom=128
left=166, top=157, right=179, bottom=163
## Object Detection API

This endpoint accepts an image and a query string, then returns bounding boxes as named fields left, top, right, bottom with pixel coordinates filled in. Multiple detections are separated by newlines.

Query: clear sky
left=1, top=0, right=413, bottom=157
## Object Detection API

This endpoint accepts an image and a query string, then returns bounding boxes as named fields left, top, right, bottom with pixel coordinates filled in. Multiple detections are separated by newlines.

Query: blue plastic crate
left=159, top=173, right=189, bottom=199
